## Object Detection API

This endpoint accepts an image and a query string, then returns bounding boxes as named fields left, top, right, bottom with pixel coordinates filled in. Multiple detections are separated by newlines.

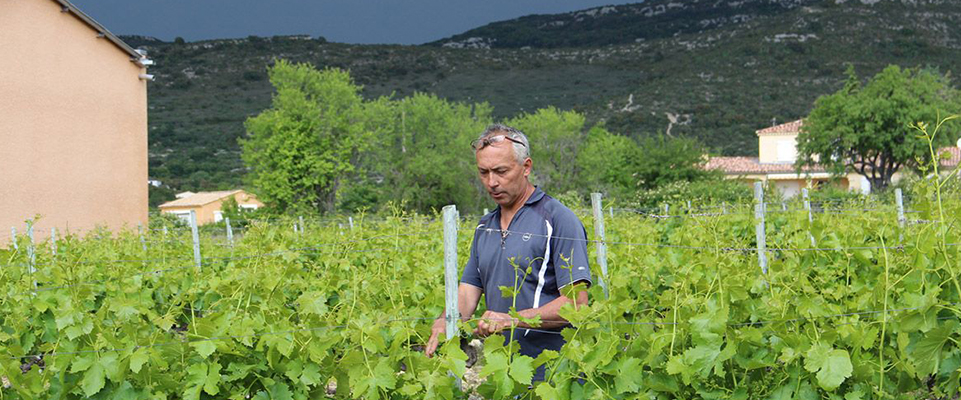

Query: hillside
left=135, top=0, right=961, bottom=198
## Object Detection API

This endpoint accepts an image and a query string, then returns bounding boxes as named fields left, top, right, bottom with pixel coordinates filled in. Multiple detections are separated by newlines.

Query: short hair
left=475, top=124, right=530, bottom=164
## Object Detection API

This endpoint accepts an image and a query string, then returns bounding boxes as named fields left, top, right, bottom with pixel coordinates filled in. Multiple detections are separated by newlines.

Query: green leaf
left=509, top=355, right=534, bottom=385
left=129, top=349, right=148, bottom=374
left=614, top=357, right=643, bottom=394
left=535, top=382, right=560, bottom=399
left=300, top=362, right=322, bottom=387
left=268, top=382, right=294, bottom=400
left=71, top=355, right=94, bottom=373
left=81, top=363, right=106, bottom=397
left=910, top=320, right=957, bottom=377
left=804, top=344, right=852, bottom=391
left=204, top=362, right=222, bottom=396
left=191, top=340, right=217, bottom=359
left=184, top=363, right=207, bottom=400
left=480, top=352, right=509, bottom=378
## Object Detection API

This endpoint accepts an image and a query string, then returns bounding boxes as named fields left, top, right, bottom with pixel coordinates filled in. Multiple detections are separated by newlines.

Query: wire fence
left=8, top=299, right=959, bottom=361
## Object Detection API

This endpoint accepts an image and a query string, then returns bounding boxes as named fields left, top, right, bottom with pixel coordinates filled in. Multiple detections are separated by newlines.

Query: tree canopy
left=241, top=60, right=370, bottom=214
left=796, top=65, right=960, bottom=190
left=242, top=61, right=717, bottom=214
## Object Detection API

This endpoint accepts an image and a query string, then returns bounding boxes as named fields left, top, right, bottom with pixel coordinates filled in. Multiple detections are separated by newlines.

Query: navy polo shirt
left=461, top=187, right=593, bottom=366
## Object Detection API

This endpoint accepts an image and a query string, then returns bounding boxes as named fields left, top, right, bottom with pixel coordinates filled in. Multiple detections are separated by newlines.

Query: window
left=776, top=140, right=797, bottom=163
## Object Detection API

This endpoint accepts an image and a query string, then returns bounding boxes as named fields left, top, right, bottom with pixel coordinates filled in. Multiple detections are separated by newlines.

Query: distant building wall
left=160, top=191, right=264, bottom=225
left=0, top=0, right=148, bottom=240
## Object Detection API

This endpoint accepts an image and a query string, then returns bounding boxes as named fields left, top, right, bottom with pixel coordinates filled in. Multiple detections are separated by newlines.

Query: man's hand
left=424, top=317, right=446, bottom=358
left=473, top=310, right=517, bottom=337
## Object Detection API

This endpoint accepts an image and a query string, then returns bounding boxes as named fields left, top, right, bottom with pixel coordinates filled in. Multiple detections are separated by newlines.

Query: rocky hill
left=133, top=0, right=961, bottom=196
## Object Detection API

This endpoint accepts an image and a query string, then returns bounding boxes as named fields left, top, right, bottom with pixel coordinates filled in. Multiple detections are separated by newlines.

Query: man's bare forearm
left=436, top=283, right=483, bottom=322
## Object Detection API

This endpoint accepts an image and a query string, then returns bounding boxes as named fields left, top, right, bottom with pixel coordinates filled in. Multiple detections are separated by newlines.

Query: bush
left=636, top=178, right=753, bottom=208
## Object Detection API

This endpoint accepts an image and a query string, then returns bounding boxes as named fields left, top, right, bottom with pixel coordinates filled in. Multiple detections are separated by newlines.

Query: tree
left=507, top=107, right=586, bottom=194
left=351, top=93, right=492, bottom=214
left=575, top=126, right=641, bottom=199
left=797, top=65, right=960, bottom=190
left=633, top=135, right=713, bottom=190
left=240, top=60, right=369, bottom=214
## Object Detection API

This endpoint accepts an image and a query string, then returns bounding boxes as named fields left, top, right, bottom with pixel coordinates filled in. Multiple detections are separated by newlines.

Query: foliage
left=138, top=0, right=961, bottom=197
left=347, top=93, right=493, bottom=214
left=635, top=178, right=752, bottom=208
left=507, top=107, right=586, bottom=194
left=575, top=126, right=641, bottom=200
left=240, top=60, right=371, bottom=214
left=4, top=178, right=961, bottom=398
left=634, top=135, right=714, bottom=190
left=797, top=64, right=961, bottom=190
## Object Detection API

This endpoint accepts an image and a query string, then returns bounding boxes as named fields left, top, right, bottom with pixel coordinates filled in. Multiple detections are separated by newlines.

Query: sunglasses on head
left=471, top=134, right=526, bottom=151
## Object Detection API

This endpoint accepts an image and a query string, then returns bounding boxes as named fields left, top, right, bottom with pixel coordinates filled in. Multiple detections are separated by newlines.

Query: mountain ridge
left=130, top=0, right=961, bottom=198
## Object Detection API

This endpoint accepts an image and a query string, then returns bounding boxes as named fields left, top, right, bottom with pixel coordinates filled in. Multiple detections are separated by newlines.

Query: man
left=425, top=124, right=592, bottom=382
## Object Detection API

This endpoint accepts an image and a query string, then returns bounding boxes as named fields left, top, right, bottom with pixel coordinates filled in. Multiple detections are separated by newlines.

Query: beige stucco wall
left=0, top=0, right=148, bottom=241
left=161, top=192, right=264, bottom=225
left=758, top=133, right=799, bottom=164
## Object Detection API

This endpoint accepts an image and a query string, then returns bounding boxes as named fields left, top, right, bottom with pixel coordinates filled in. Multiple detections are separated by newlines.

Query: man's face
left=475, top=138, right=532, bottom=207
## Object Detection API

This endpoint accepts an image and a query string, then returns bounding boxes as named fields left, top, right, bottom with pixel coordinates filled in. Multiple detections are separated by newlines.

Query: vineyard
left=2, top=184, right=961, bottom=399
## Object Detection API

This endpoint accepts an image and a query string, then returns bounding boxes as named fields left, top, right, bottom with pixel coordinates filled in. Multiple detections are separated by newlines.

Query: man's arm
left=425, top=283, right=482, bottom=357
left=474, top=281, right=589, bottom=337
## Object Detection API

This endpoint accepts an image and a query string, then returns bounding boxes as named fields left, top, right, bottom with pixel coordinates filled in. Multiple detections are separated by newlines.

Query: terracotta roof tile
left=704, top=157, right=825, bottom=174
left=159, top=190, right=242, bottom=208
left=756, top=119, right=804, bottom=136
left=707, top=147, right=959, bottom=175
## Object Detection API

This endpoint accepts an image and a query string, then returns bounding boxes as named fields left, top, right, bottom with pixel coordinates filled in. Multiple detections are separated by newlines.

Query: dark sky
left=70, top=0, right=643, bottom=45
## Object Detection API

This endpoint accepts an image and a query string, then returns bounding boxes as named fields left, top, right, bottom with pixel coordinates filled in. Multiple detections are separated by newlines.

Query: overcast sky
left=69, top=0, right=643, bottom=45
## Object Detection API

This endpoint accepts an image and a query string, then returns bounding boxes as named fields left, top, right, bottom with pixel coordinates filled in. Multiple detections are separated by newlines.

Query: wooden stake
left=441, top=205, right=460, bottom=341
left=225, top=217, right=234, bottom=247
left=895, top=188, right=905, bottom=244
left=138, top=223, right=147, bottom=252
left=590, top=193, right=610, bottom=298
left=50, top=227, right=57, bottom=257
left=754, top=182, right=768, bottom=274
left=189, top=210, right=202, bottom=270
left=802, top=188, right=815, bottom=247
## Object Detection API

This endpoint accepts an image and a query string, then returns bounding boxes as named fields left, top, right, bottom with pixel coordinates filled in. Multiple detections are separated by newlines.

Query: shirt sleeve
left=460, top=229, right=483, bottom=289
left=551, top=209, right=593, bottom=289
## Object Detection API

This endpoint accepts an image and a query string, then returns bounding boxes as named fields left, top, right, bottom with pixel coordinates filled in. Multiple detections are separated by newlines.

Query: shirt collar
left=491, top=186, right=544, bottom=218
left=525, top=186, right=545, bottom=205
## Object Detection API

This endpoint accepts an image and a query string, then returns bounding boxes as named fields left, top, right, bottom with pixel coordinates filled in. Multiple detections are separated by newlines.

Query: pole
left=27, top=221, right=36, bottom=274
left=50, top=227, right=57, bottom=257
left=138, top=223, right=147, bottom=253
left=299, top=216, right=305, bottom=234
left=225, top=217, right=234, bottom=247
left=348, top=216, right=354, bottom=230
left=441, top=205, right=460, bottom=342
left=895, top=188, right=905, bottom=243
left=27, top=221, right=36, bottom=289
left=754, top=182, right=768, bottom=274
left=802, top=188, right=815, bottom=247
left=663, top=204, right=669, bottom=216
left=189, top=210, right=202, bottom=270
left=10, top=227, right=17, bottom=251
left=608, top=206, right=613, bottom=219
left=590, top=193, right=611, bottom=298
left=442, top=205, right=462, bottom=389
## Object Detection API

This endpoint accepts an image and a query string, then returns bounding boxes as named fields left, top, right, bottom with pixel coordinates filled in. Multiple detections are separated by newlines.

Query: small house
left=705, top=119, right=960, bottom=197
left=158, top=190, right=264, bottom=225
